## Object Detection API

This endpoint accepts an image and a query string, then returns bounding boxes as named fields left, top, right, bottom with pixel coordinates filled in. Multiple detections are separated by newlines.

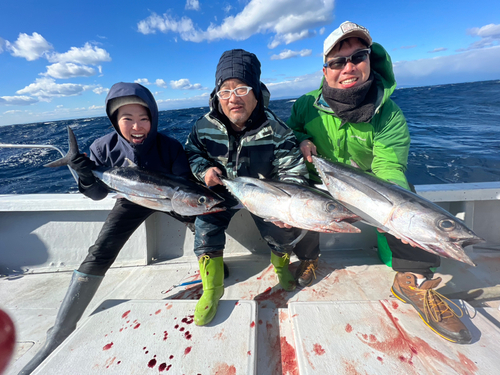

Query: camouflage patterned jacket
left=185, top=86, right=308, bottom=185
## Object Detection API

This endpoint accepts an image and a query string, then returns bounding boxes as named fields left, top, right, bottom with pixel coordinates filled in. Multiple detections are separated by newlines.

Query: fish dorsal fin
left=237, top=177, right=291, bottom=197
left=123, top=158, right=138, bottom=168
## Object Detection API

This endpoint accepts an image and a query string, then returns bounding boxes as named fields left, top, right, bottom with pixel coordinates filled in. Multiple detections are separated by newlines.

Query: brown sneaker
left=391, top=272, right=471, bottom=344
left=295, top=259, right=319, bottom=287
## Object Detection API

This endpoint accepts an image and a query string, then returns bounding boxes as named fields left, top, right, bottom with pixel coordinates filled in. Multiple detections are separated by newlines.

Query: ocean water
left=1, top=80, right=499, bottom=194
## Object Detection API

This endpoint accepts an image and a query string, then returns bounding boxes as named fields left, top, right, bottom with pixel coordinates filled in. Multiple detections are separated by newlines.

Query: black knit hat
left=215, top=49, right=262, bottom=99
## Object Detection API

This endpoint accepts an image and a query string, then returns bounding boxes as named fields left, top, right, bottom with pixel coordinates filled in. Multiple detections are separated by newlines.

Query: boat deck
left=2, top=248, right=500, bottom=374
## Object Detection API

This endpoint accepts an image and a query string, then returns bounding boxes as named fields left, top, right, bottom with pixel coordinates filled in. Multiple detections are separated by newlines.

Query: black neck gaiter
left=321, top=72, right=377, bottom=125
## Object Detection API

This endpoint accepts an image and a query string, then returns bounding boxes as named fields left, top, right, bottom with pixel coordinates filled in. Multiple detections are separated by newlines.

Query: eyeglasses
left=323, top=48, right=371, bottom=70
left=216, top=86, right=253, bottom=100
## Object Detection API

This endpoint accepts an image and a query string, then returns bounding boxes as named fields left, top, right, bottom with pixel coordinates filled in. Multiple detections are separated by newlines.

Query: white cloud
left=463, top=23, right=500, bottom=50
left=5, top=32, right=53, bottom=61
left=3, top=109, right=26, bottom=115
left=43, top=62, right=96, bottom=79
left=47, top=43, right=111, bottom=65
left=319, top=27, right=325, bottom=35
left=265, top=70, right=323, bottom=99
left=185, top=0, right=200, bottom=11
left=0, top=37, right=4, bottom=53
left=394, top=45, right=500, bottom=86
left=93, top=86, right=109, bottom=95
left=155, top=79, right=169, bottom=88
left=16, top=77, right=91, bottom=101
left=88, top=105, right=105, bottom=110
left=0, top=95, right=39, bottom=105
left=428, top=47, right=447, bottom=53
left=137, top=0, right=334, bottom=48
left=270, top=49, right=312, bottom=60
left=157, top=92, right=210, bottom=110
left=135, top=78, right=152, bottom=85
left=170, top=78, right=206, bottom=90
left=268, top=30, right=316, bottom=49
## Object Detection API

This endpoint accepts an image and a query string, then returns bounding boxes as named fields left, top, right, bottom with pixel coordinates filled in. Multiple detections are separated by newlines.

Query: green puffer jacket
left=287, top=42, right=410, bottom=190
left=185, top=86, right=308, bottom=185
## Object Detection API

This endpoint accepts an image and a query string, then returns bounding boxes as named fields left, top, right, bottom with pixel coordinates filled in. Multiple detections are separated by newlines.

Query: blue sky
left=0, top=0, right=499, bottom=126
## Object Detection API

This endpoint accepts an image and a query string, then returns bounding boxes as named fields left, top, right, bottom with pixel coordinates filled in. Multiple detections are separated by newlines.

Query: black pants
left=78, top=199, right=194, bottom=276
left=387, top=234, right=440, bottom=278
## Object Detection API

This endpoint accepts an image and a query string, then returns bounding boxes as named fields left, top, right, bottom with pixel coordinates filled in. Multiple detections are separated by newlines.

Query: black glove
left=69, top=153, right=96, bottom=186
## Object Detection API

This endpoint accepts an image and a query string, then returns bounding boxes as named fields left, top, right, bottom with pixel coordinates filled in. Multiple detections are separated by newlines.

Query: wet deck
left=2, top=249, right=500, bottom=374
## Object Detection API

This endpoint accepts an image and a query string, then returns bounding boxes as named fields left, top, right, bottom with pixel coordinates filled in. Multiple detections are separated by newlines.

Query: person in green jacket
left=287, top=21, right=471, bottom=344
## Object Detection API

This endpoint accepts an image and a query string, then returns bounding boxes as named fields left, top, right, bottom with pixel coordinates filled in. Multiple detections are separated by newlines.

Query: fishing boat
left=1, top=178, right=500, bottom=374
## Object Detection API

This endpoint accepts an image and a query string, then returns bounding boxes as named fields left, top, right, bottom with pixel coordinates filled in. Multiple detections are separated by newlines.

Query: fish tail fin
left=44, top=126, right=80, bottom=168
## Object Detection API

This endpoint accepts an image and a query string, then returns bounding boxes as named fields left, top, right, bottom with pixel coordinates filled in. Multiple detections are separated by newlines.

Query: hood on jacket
left=318, top=42, right=397, bottom=115
left=105, top=82, right=159, bottom=154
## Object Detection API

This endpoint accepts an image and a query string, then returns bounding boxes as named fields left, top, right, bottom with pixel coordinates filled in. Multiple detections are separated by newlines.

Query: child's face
left=117, top=104, right=151, bottom=144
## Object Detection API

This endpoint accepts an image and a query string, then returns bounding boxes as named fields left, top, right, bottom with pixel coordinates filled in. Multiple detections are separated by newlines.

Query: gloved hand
left=69, top=153, right=96, bottom=186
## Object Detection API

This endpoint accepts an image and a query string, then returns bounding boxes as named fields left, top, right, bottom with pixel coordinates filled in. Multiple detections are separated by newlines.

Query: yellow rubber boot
left=270, top=252, right=296, bottom=291
left=194, top=255, right=224, bottom=326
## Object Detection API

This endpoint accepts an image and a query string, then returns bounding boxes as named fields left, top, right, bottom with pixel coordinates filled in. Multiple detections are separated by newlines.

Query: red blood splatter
left=184, top=347, right=192, bottom=355
left=165, top=303, right=173, bottom=310
left=377, top=356, right=383, bottom=363
left=280, top=337, right=299, bottom=375
left=126, top=320, right=130, bottom=323
left=148, top=358, right=157, bottom=368
left=103, top=342, right=113, bottom=351
left=134, top=323, right=140, bottom=329
left=266, top=321, right=273, bottom=331
left=155, top=309, right=162, bottom=315
left=158, top=363, right=167, bottom=372
left=185, top=331, right=192, bottom=340
left=167, top=364, right=172, bottom=371
left=122, top=310, right=130, bottom=319
left=181, top=317, right=188, bottom=323
left=119, top=328, right=123, bottom=332
left=174, top=324, right=179, bottom=329
left=250, top=321, right=255, bottom=328
left=212, top=362, right=237, bottom=375
left=171, top=284, right=203, bottom=300
left=345, top=324, right=353, bottom=333
left=235, top=301, right=239, bottom=306
left=163, top=331, right=168, bottom=341
left=180, top=327, right=185, bottom=332
left=143, top=347, right=147, bottom=350
left=117, top=361, right=121, bottom=364
left=205, top=306, right=209, bottom=310
left=313, top=343, right=325, bottom=356
left=391, top=301, right=399, bottom=309
left=353, top=301, right=479, bottom=374
left=258, top=319, right=263, bottom=325
left=255, top=287, right=290, bottom=308
left=257, top=264, right=274, bottom=280
left=169, top=355, right=174, bottom=360
left=247, top=351, right=251, bottom=355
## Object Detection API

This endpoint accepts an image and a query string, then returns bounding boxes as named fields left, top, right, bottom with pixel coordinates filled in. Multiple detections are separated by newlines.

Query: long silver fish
left=222, top=176, right=361, bottom=233
left=312, top=156, right=484, bottom=266
left=45, top=127, right=225, bottom=216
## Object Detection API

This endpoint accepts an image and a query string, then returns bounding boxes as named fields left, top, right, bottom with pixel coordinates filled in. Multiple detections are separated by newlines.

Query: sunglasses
left=323, top=48, right=371, bottom=70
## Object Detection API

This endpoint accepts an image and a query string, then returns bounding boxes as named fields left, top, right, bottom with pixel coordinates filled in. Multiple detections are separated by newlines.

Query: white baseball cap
left=323, top=21, right=373, bottom=62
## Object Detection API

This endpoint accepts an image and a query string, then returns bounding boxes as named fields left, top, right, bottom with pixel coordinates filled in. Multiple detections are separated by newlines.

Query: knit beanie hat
left=215, top=49, right=262, bottom=99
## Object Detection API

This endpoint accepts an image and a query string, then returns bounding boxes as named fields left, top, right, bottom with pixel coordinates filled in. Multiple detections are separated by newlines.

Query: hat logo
left=341, top=22, right=364, bottom=34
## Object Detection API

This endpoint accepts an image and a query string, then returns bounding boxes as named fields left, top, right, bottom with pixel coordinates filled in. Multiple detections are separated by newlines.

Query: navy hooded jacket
left=80, top=82, right=191, bottom=200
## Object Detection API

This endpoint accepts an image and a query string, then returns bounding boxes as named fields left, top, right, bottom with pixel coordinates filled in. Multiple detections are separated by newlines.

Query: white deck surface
left=3, top=249, right=500, bottom=374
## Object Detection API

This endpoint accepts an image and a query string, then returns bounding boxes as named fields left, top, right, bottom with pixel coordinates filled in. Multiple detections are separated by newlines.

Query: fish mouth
left=428, top=242, right=476, bottom=267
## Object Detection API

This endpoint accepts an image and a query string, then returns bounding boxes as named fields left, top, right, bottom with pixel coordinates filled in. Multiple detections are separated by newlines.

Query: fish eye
left=326, top=202, right=337, bottom=212
left=438, top=219, right=456, bottom=232
left=198, top=196, right=207, bottom=204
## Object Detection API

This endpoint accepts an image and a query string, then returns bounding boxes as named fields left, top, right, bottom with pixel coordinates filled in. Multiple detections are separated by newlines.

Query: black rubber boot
left=18, top=271, right=104, bottom=374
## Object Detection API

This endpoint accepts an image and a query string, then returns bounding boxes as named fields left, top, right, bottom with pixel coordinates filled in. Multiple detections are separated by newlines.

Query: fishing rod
left=0, top=142, right=79, bottom=184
